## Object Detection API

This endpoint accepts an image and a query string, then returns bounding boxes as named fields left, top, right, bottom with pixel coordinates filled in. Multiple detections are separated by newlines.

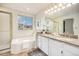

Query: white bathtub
left=11, top=37, right=36, bottom=54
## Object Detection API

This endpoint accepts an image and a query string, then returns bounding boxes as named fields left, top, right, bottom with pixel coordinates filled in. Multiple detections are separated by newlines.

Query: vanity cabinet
left=49, top=39, right=79, bottom=56
left=49, top=39, right=63, bottom=56
left=48, top=39, right=76, bottom=56
left=37, top=35, right=79, bottom=56
left=37, top=36, right=49, bottom=55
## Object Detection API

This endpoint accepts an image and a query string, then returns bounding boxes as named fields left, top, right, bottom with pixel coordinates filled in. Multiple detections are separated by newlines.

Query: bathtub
left=11, top=37, right=36, bottom=54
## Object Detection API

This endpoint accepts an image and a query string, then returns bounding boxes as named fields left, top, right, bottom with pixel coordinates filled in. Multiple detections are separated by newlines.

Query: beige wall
left=0, top=7, right=35, bottom=40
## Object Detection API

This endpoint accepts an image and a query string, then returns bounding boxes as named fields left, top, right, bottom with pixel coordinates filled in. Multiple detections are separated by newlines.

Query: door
left=37, top=36, right=42, bottom=49
left=37, top=36, right=49, bottom=55
left=0, top=12, right=11, bottom=50
left=63, top=43, right=79, bottom=56
left=42, top=37, right=48, bottom=55
left=49, top=39, right=63, bottom=56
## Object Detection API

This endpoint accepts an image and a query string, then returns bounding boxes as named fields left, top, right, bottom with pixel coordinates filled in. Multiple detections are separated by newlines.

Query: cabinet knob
left=61, top=51, right=63, bottom=54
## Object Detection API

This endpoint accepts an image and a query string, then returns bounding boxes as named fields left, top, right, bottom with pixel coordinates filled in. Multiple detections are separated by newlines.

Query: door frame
left=0, top=11, right=12, bottom=50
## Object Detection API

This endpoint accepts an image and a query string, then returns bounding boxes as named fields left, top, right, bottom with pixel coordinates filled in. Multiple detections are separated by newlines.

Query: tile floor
left=0, top=49, right=47, bottom=56
left=28, top=49, right=47, bottom=56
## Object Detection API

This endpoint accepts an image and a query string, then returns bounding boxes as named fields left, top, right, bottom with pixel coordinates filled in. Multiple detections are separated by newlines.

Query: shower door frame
left=0, top=11, right=12, bottom=51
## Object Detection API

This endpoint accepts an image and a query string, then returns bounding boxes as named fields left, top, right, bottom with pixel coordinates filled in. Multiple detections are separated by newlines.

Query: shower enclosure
left=0, top=11, right=11, bottom=51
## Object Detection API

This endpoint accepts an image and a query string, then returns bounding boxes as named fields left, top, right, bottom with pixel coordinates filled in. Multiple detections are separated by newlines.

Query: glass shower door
left=0, top=12, right=11, bottom=51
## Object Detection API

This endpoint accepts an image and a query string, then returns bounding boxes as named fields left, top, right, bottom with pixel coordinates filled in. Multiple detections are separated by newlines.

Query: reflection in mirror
left=44, top=3, right=79, bottom=39
left=45, top=18, right=54, bottom=33
left=62, top=19, right=78, bottom=39
left=63, top=19, right=74, bottom=34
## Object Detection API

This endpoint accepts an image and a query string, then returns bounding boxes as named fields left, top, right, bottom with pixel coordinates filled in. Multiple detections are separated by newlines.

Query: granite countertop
left=38, top=34, right=79, bottom=47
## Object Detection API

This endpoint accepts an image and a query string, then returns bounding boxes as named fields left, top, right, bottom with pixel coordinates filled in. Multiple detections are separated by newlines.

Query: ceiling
left=0, top=3, right=50, bottom=15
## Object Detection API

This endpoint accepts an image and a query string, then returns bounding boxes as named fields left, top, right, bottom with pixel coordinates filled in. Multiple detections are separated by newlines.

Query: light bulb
left=66, top=4, right=72, bottom=7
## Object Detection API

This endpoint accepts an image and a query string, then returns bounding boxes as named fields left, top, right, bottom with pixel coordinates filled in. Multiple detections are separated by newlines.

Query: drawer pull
left=61, top=51, right=63, bottom=54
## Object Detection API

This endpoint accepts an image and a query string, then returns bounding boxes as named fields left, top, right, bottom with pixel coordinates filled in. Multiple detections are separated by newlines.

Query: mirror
left=44, top=16, right=59, bottom=34
left=63, top=19, right=74, bottom=34
left=45, top=3, right=79, bottom=38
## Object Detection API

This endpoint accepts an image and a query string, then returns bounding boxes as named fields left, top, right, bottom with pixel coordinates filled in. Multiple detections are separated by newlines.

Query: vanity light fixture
left=45, top=3, right=76, bottom=15
left=66, top=3, right=72, bottom=7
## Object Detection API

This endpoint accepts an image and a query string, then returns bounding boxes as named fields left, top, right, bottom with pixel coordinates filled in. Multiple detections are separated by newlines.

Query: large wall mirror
left=45, top=17, right=59, bottom=34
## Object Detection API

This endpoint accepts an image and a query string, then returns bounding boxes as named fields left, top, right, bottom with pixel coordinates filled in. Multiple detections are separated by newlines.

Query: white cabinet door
left=37, top=36, right=42, bottom=49
left=37, top=35, right=79, bottom=56
left=42, top=37, right=48, bottom=55
left=63, top=43, right=79, bottom=56
left=49, top=39, right=63, bottom=56
left=37, top=36, right=49, bottom=55
left=49, top=39, right=79, bottom=56
left=49, top=46, right=62, bottom=56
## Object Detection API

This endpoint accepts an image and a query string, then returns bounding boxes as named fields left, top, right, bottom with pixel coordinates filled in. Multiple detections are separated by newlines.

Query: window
left=17, top=15, right=33, bottom=30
